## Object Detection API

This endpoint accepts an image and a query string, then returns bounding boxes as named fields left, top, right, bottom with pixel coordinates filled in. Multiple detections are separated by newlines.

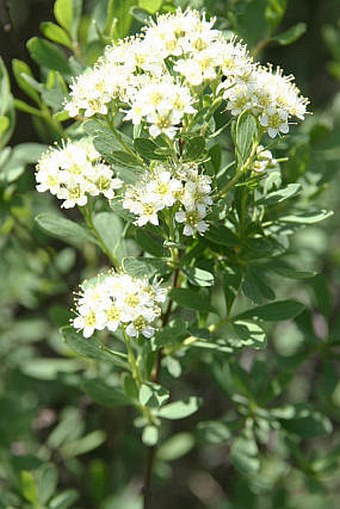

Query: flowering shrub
left=1, top=1, right=339, bottom=508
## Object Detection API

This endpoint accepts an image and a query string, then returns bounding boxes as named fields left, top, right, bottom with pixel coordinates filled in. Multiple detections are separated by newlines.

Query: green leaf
left=155, top=319, right=188, bottom=347
left=206, top=144, right=222, bottom=174
left=82, top=378, right=129, bottom=407
left=21, top=471, right=38, bottom=505
left=130, top=6, right=150, bottom=25
left=49, top=490, right=78, bottom=509
left=84, top=122, right=141, bottom=179
left=242, top=267, right=275, bottom=304
left=197, top=421, right=232, bottom=444
left=189, top=337, right=234, bottom=354
left=163, top=356, right=182, bottom=378
left=157, top=397, right=201, bottom=420
left=40, top=22, right=73, bottom=48
left=0, top=142, right=45, bottom=183
left=139, top=383, right=169, bottom=408
left=142, top=426, right=159, bottom=446
left=223, top=267, right=243, bottom=314
left=157, top=433, right=195, bottom=461
left=237, top=300, right=305, bottom=321
left=232, top=320, right=267, bottom=349
left=84, top=120, right=125, bottom=150
left=169, top=288, right=215, bottom=313
left=54, top=0, right=82, bottom=40
left=139, top=0, right=162, bottom=13
left=183, top=136, right=206, bottom=161
left=235, top=111, right=258, bottom=165
left=257, top=183, right=301, bottom=205
left=35, top=213, right=92, bottom=246
left=183, top=267, right=215, bottom=287
left=269, top=264, right=317, bottom=280
left=13, top=99, right=42, bottom=116
left=21, top=358, right=81, bottom=380
left=53, top=109, right=70, bottom=122
left=272, top=22, right=307, bottom=46
left=205, top=224, right=239, bottom=248
left=280, top=209, right=333, bottom=224
left=265, top=0, right=287, bottom=31
left=309, top=274, right=332, bottom=317
left=54, top=0, right=73, bottom=34
left=272, top=405, right=333, bottom=437
left=122, top=256, right=169, bottom=278
left=111, top=150, right=141, bottom=167
left=12, top=59, right=41, bottom=104
left=42, top=71, right=68, bottom=111
left=0, top=116, right=9, bottom=138
left=47, top=407, right=83, bottom=448
left=0, top=58, right=15, bottom=146
left=123, top=374, right=139, bottom=402
left=27, top=37, right=72, bottom=75
left=231, top=431, right=260, bottom=475
left=135, top=229, right=164, bottom=257
left=134, top=138, right=167, bottom=160
left=61, top=326, right=129, bottom=368
left=93, top=212, right=127, bottom=262
left=62, top=430, right=106, bottom=458
left=36, top=464, right=58, bottom=505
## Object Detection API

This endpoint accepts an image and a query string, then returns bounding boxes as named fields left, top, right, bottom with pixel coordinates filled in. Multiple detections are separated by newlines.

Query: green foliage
left=35, top=213, right=93, bottom=246
left=27, top=37, right=73, bottom=75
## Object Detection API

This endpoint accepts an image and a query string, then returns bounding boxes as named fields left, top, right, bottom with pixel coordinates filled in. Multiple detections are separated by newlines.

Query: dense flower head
left=35, top=139, right=122, bottom=208
left=223, top=65, right=309, bottom=138
left=72, top=270, right=167, bottom=339
left=64, top=8, right=308, bottom=139
left=122, top=162, right=213, bottom=236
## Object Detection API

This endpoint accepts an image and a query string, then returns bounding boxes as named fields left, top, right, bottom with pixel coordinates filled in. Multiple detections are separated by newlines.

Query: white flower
left=146, top=170, right=182, bottom=207
left=73, top=305, right=107, bottom=338
left=137, top=200, right=162, bottom=227
left=175, top=204, right=209, bottom=236
left=253, top=146, right=278, bottom=173
left=93, top=164, right=122, bottom=199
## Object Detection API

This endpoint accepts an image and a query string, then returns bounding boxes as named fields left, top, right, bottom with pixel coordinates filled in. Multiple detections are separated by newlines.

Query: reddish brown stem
left=143, top=265, right=180, bottom=507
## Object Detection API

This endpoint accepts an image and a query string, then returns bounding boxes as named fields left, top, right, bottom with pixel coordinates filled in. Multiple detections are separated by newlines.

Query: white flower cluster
left=65, top=9, right=307, bottom=138
left=223, top=66, right=308, bottom=138
left=65, top=8, right=307, bottom=140
left=122, top=162, right=212, bottom=236
left=73, top=271, right=166, bottom=339
left=35, top=140, right=122, bottom=208
left=253, top=146, right=279, bottom=173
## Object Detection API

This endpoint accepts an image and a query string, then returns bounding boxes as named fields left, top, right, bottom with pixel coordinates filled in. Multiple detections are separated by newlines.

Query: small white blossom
left=253, top=146, right=279, bottom=173
left=73, top=305, right=107, bottom=339
left=175, top=204, right=209, bottom=236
